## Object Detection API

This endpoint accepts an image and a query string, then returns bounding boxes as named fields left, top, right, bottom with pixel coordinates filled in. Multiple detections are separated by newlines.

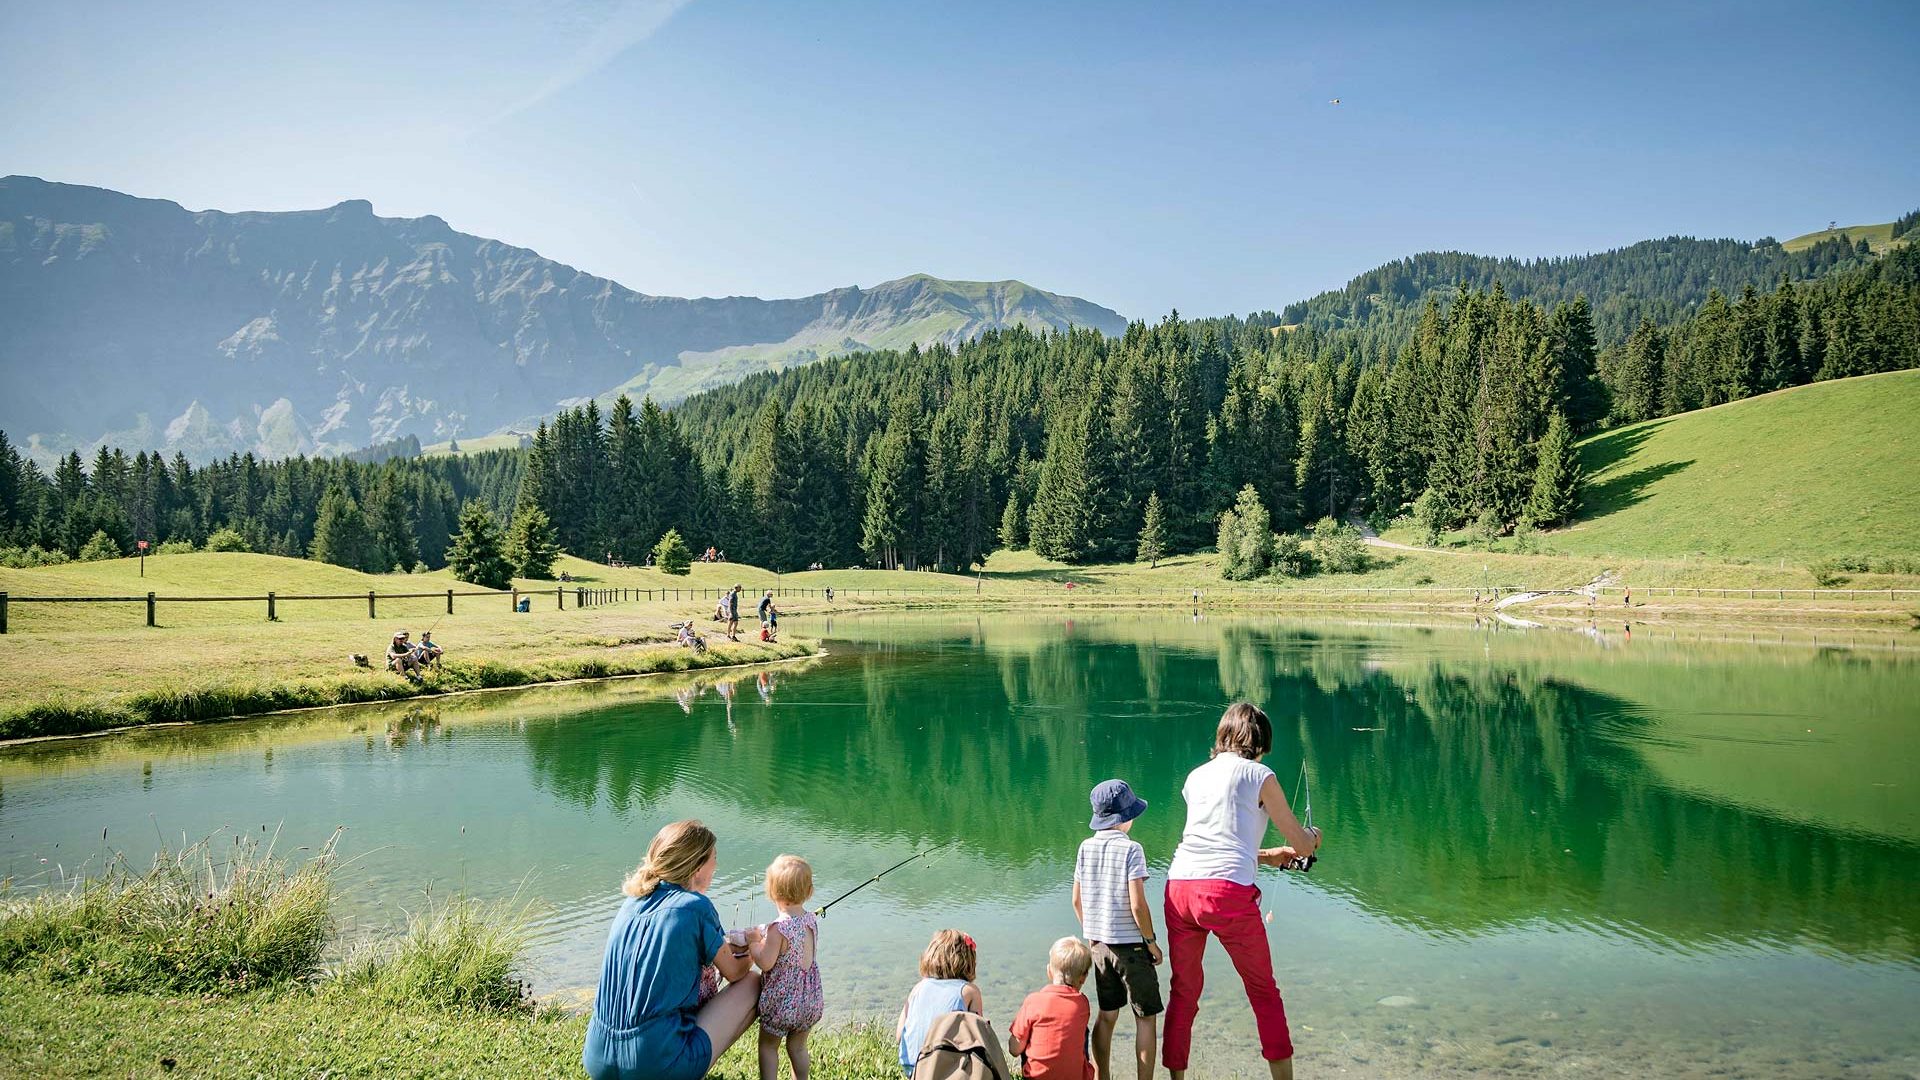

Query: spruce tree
left=1217, top=484, right=1274, bottom=580
left=1524, top=410, right=1581, bottom=528
left=998, top=493, right=1024, bottom=551
left=309, top=484, right=376, bottom=571
left=652, top=527, right=693, bottom=575
left=1136, top=492, right=1167, bottom=567
left=446, top=500, right=512, bottom=590
left=506, top=503, right=561, bottom=578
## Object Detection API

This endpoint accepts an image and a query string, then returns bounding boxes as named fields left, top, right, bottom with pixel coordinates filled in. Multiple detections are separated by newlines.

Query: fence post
left=576, top=586, right=585, bottom=608
left=557, top=586, right=564, bottom=610
left=0, top=590, right=6, bottom=634
left=368, top=591, right=376, bottom=619
left=511, top=588, right=518, bottom=611
left=147, top=591, right=156, bottom=628
left=447, top=589, right=454, bottom=615
left=267, top=591, right=276, bottom=621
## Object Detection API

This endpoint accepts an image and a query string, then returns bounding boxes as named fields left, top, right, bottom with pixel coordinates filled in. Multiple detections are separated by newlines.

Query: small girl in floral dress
left=751, top=854, right=825, bottom=1080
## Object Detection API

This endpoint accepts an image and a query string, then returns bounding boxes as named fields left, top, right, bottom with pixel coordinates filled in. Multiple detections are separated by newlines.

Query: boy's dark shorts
left=1090, top=941, right=1163, bottom=1016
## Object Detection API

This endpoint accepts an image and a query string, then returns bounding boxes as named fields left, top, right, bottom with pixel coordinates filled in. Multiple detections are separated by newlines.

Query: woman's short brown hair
left=919, top=928, right=978, bottom=981
left=1212, top=701, right=1272, bottom=760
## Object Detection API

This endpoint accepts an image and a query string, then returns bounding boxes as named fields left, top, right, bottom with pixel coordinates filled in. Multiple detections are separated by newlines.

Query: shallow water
left=3, top=613, right=1917, bottom=1078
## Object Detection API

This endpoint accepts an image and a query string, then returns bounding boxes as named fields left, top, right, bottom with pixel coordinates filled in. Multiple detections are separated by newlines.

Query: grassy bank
left=0, top=839, right=897, bottom=1079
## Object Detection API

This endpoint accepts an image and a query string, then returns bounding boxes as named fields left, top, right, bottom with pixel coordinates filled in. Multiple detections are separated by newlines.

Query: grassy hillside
left=1556, top=371, right=1920, bottom=561
left=1782, top=220, right=1903, bottom=253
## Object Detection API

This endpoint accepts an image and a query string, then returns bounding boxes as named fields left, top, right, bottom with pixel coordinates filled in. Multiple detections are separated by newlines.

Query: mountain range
left=0, top=177, right=1127, bottom=466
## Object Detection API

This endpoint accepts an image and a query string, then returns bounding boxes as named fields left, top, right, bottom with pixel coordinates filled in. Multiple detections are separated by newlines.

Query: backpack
left=912, top=1011, right=1013, bottom=1080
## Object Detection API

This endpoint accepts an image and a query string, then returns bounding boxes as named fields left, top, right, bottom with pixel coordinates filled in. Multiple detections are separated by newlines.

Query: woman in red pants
left=1163, top=702, right=1321, bottom=1080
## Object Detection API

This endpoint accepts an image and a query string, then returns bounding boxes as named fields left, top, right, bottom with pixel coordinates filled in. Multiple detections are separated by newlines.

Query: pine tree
left=506, top=503, right=561, bottom=578
left=1136, top=491, right=1166, bottom=567
left=1615, top=319, right=1666, bottom=423
left=1523, top=410, right=1581, bottom=528
left=652, top=527, right=693, bottom=575
left=1549, top=296, right=1605, bottom=430
left=998, top=493, right=1025, bottom=551
left=78, top=529, right=121, bottom=562
left=446, top=500, right=512, bottom=590
left=309, top=484, right=376, bottom=571
left=364, top=472, right=418, bottom=571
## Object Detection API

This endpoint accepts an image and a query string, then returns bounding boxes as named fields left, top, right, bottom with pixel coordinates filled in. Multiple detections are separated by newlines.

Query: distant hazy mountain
left=0, top=177, right=1127, bottom=466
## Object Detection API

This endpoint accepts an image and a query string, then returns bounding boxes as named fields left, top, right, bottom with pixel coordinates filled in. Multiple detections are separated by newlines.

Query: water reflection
left=506, top=616, right=1920, bottom=963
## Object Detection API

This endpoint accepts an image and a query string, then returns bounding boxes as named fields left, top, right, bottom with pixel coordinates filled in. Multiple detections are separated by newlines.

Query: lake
left=3, top=613, right=1917, bottom=1078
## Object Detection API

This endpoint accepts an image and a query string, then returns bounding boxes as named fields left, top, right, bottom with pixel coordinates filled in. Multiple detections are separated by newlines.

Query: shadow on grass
left=1581, top=459, right=1694, bottom=517
left=1578, top=419, right=1670, bottom=477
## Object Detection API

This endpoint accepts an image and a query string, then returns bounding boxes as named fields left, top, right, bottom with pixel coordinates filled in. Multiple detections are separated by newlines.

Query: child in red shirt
left=1009, top=937, right=1095, bottom=1080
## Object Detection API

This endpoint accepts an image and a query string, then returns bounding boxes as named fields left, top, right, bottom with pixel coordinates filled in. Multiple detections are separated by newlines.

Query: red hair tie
left=963, top=934, right=976, bottom=951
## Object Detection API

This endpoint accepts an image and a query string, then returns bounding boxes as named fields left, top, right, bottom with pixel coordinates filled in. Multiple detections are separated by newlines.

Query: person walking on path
left=583, top=819, right=762, bottom=1080
left=1162, top=703, right=1321, bottom=1080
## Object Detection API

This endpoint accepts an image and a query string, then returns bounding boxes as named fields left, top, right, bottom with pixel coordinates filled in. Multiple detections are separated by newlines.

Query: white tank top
left=1167, top=754, right=1275, bottom=885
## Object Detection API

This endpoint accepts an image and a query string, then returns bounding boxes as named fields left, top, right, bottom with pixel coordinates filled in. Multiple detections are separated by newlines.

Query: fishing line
left=815, top=838, right=959, bottom=917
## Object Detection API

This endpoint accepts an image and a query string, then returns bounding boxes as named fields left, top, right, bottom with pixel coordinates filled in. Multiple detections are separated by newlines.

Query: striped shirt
left=1075, top=830, right=1149, bottom=944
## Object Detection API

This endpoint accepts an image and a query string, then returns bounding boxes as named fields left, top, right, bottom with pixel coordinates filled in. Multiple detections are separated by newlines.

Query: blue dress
left=898, top=977, right=971, bottom=1074
left=583, top=884, right=726, bottom=1080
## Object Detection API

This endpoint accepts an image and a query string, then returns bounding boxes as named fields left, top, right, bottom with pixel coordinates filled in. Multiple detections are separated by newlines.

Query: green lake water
left=3, top=613, right=1917, bottom=1077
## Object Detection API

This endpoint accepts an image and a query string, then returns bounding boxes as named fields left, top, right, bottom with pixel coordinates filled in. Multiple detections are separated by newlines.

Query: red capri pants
left=1162, top=877, right=1293, bottom=1070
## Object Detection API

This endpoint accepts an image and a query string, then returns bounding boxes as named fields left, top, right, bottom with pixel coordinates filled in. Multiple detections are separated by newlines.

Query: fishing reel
left=1279, top=853, right=1316, bottom=874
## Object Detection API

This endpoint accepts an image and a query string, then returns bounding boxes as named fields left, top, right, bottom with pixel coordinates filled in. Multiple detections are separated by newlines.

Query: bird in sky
left=1329, top=97, right=1341, bottom=104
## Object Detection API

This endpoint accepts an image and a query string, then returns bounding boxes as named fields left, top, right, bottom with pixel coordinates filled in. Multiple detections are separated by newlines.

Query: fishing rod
left=1277, top=759, right=1317, bottom=873
left=815, top=838, right=959, bottom=917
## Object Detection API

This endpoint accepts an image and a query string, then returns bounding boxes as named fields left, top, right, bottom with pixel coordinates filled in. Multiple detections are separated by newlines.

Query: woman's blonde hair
left=623, top=819, right=717, bottom=898
left=1212, top=701, right=1272, bottom=760
left=765, top=854, right=814, bottom=905
left=919, top=928, right=978, bottom=981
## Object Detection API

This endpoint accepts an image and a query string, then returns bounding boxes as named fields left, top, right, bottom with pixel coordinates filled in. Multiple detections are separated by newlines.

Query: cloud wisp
left=477, top=0, right=692, bottom=131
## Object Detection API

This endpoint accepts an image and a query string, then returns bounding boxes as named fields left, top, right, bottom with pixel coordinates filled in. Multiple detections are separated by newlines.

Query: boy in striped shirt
left=1073, top=779, right=1164, bottom=1080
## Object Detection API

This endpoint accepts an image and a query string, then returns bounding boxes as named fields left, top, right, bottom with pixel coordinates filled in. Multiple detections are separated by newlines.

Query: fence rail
left=3, top=581, right=1917, bottom=634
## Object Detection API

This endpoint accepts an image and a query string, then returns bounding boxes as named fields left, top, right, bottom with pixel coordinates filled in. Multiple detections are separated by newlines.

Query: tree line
left=2, top=233, right=1914, bottom=579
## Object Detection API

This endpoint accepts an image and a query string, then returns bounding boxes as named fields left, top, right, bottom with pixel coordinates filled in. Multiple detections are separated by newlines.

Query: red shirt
left=1010, top=984, right=1093, bottom=1080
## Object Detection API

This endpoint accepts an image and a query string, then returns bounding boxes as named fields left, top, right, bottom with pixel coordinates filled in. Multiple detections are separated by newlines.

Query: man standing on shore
left=726, top=584, right=743, bottom=641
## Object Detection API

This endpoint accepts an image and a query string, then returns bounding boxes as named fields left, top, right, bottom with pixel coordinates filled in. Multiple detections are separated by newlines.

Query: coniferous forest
left=1, top=232, right=1915, bottom=577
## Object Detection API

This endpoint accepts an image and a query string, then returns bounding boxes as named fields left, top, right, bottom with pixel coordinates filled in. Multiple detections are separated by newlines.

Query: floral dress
left=756, top=910, right=824, bottom=1037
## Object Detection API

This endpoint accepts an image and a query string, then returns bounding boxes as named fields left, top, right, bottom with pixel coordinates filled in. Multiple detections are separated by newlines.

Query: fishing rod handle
left=1281, top=854, right=1316, bottom=873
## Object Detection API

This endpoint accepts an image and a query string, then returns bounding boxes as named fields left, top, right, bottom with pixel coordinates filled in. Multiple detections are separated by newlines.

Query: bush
left=77, top=530, right=122, bottom=562
left=1872, top=555, right=1920, bottom=575
left=1470, top=509, right=1503, bottom=549
left=412, top=560, right=431, bottom=574
left=1510, top=521, right=1540, bottom=554
left=0, top=544, right=72, bottom=568
left=1410, top=488, right=1449, bottom=547
left=1311, top=517, right=1368, bottom=574
left=335, top=896, right=531, bottom=1012
left=1808, top=560, right=1851, bottom=588
left=1270, top=532, right=1314, bottom=577
left=154, top=539, right=195, bottom=555
left=0, top=836, right=335, bottom=994
left=205, top=528, right=251, bottom=553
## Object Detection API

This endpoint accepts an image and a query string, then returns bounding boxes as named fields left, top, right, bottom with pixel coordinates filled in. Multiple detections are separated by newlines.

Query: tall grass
left=334, top=895, right=532, bottom=1012
left=0, top=834, right=335, bottom=993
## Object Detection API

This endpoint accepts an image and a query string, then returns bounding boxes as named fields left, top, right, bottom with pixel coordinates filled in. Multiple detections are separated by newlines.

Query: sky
left=2, top=0, right=1917, bottom=318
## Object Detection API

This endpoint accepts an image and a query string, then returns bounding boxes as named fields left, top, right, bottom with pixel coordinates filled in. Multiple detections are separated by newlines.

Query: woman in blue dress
left=584, top=820, right=762, bottom=1080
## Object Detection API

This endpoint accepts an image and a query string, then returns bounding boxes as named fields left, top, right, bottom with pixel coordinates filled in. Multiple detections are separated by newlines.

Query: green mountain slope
left=1781, top=220, right=1905, bottom=253
left=1559, top=371, right=1920, bottom=561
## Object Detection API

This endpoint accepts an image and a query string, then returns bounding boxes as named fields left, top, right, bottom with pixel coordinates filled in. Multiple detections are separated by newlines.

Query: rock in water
left=1376, top=995, right=1418, bottom=1008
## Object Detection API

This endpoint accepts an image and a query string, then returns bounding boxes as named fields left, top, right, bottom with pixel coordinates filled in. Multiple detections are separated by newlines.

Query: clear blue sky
left=3, top=0, right=1916, bottom=318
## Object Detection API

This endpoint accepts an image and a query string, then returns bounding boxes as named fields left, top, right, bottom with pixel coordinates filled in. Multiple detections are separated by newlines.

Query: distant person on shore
left=758, top=591, right=779, bottom=642
left=1074, top=780, right=1163, bottom=1080
left=1009, top=937, right=1096, bottom=1080
left=1162, top=703, right=1321, bottom=1080
left=386, top=631, right=420, bottom=677
left=583, top=820, right=761, bottom=1080
left=751, top=855, right=824, bottom=1080
left=726, top=584, right=743, bottom=641
left=415, top=630, right=442, bottom=669
left=896, top=929, right=985, bottom=1075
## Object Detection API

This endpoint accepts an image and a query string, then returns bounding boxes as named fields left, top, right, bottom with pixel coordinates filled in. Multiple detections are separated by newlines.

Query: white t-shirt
left=1167, top=754, right=1275, bottom=885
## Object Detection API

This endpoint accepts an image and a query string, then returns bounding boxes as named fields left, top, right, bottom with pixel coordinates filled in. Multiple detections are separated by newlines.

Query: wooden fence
left=3, top=581, right=1916, bottom=634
